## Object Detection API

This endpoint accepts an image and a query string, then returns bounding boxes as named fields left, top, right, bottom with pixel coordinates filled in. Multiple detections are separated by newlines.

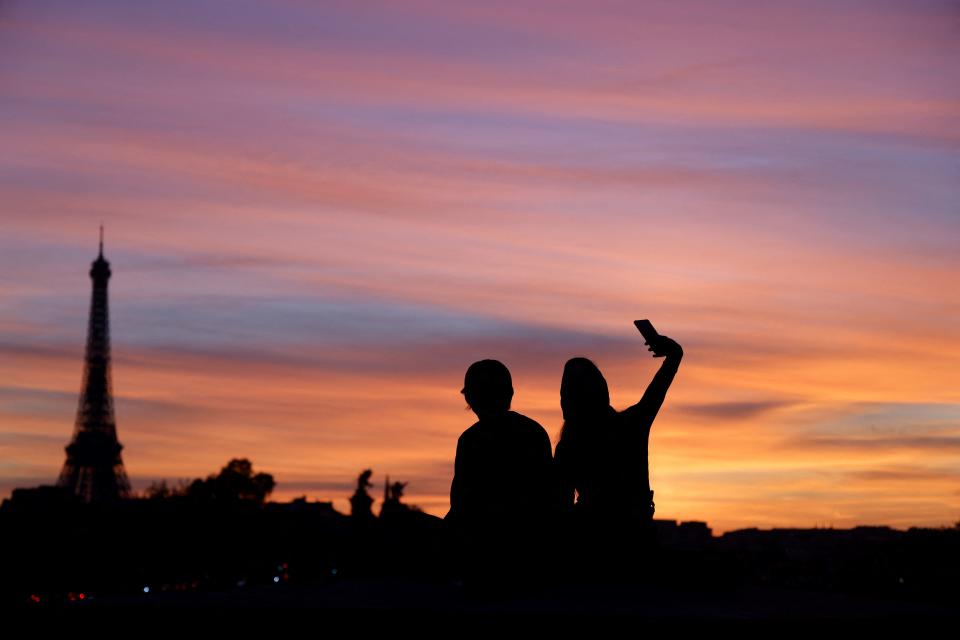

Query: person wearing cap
left=446, top=359, right=557, bottom=587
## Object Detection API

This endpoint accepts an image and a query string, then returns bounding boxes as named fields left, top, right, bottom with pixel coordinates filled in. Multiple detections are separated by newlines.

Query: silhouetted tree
left=143, top=478, right=192, bottom=500
left=144, top=480, right=173, bottom=500
left=183, top=458, right=276, bottom=505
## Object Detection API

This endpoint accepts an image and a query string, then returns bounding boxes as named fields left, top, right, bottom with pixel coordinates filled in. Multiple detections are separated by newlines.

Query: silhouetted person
left=554, top=326, right=682, bottom=578
left=446, top=359, right=556, bottom=589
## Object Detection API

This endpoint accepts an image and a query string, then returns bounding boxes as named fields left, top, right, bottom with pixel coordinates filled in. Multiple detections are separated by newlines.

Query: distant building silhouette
left=653, top=519, right=714, bottom=550
left=56, top=229, right=131, bottom=502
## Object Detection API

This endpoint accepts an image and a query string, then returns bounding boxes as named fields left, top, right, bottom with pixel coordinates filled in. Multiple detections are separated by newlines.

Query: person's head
left=560, top=357, right=610, bottom=422
left=462, top=359, right=513, bottom=418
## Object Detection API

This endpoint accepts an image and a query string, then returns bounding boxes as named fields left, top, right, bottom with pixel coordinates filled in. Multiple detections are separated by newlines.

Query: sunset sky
left=1, top=0, right=958, bottom=533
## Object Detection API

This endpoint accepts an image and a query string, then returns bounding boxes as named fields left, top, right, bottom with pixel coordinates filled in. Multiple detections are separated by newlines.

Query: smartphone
left=634, top=319, right=659, bottom=343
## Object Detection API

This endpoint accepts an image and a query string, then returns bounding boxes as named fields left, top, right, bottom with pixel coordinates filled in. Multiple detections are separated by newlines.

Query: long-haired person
left=554, top=324, right=682, bottom=577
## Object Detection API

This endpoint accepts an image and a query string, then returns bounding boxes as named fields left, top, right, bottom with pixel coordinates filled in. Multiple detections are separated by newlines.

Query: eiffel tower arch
left=57, top=229, right=131, bottom=502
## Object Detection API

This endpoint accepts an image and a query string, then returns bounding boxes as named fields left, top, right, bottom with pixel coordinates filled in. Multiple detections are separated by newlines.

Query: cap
left=461, top=359, right=512, bottom=395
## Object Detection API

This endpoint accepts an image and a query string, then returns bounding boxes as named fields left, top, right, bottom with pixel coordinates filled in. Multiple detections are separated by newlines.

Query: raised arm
left=622, top=333, right=683, bottom=429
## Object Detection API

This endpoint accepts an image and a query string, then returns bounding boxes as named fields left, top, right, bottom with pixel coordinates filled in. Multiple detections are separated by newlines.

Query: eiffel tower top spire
left=92, top=225, right=110, bottom=279
left=57, top=232, right=130, bottom=502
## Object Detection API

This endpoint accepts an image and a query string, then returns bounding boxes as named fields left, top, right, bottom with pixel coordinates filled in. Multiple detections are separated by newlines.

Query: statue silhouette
left=380, top=476, right=414, bottom=518
left=350, top=469, right=375, bottom=521
left=554, top=324, right=683, bottom=578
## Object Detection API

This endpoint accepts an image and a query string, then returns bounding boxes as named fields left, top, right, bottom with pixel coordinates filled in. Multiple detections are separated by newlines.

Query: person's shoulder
left=506, top=410, right=543, bottom=427
left=506, top=411, right=549, bottom=437
left=457, top=420, right=483, bottom=443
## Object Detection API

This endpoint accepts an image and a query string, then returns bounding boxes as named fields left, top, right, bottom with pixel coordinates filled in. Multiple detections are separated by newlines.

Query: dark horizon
left=2, top=0, right=959, bottom=535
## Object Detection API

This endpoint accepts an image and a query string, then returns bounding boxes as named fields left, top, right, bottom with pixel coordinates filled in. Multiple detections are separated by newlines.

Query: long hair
left=558, top=357, right=614, bottom=445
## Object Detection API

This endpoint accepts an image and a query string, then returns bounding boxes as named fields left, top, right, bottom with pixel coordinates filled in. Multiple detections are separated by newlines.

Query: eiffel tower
left=57, top=228, right=131, bottom=502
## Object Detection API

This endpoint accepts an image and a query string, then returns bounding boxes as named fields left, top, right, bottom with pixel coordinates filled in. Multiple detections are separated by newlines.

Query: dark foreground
left=4, top=490, right=957, bottom=630
left=10, top=577, right=958, bottom=632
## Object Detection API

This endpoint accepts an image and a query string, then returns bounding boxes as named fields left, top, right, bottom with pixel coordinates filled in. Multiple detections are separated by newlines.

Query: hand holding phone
left=634, top=319, right=683, bottom=359
left=634, top=319, right=658, bottom=343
